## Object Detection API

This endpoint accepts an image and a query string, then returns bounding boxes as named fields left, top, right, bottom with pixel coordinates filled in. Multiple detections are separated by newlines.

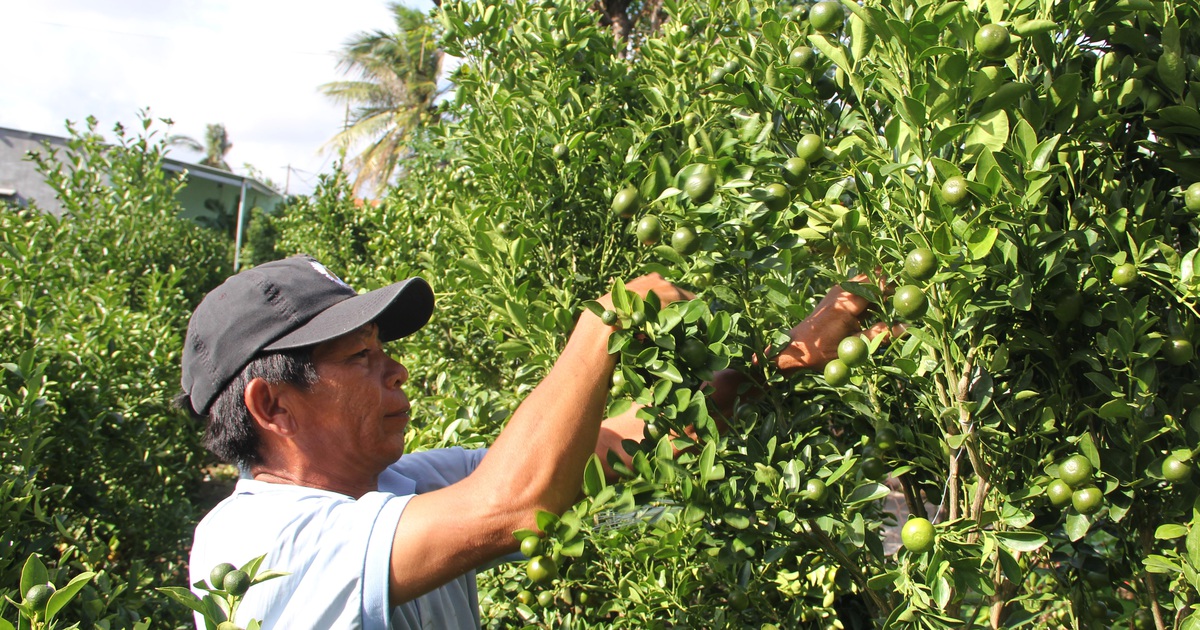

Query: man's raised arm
left=385, top=274, right=691, bottom=605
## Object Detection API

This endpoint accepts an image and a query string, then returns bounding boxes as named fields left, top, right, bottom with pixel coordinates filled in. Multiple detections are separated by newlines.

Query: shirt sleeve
left=387, top=447, right=487, bottom=493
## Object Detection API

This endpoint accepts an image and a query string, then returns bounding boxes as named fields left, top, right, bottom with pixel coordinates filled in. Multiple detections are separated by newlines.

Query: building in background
left=0, top=126, right=282, bottom=268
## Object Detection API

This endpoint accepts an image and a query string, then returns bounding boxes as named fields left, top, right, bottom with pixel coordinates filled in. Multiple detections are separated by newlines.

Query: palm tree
left=167, top=123, right=234, bottom=171
left=321, top=4, right=446, bottom=195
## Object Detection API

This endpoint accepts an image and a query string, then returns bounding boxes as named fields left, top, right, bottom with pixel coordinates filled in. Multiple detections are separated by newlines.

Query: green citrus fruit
left=611, top=187, right=640, bottom=218
left=636, top=215, right=663, bottom=245
left=631, top=311, right=647, bottom=326
left=223, top=569, right=251, bottom=596
left=537, top=590, right=556, bottom=607
left=1111, top=263, right=1138, bottom=288
left=1163, top=455, right=1192, bottom=483
left=600, top=309, right=619, bottom=326
left=824, top=358, right=851, bottom=386
left=725, top=588, right=749, bottom=610
left=723, top=59, right=742, bottom=74
left=904, top=248, right=937, bottom=281
left=1186, top=182, right=1200, bottom=212
left=516, top=589, right=536, bottom=606
left=216, top=622, right=244, bottom=630
left=764, top=183, right=791, bottom=211
left=1053, top=292, right=1083, bottom=324
left=796, top=134, right=825, bottom=162
left=683, top=112, right=700, bottom=128
left=684, top=165, right=717, bottom=203
left=209, top=562, right=237, bottom=590
left=1163, top=337, right=1195, bottom=366
left=672, top=226, right=701, bottom=255
left=803, top=478, right=828, bottom=503
left=901, top=517, right=936, bottom=553
left=686, top=166, right=710, bottom=204
left=552, top=143, right=568, bottom=161
left=520, top=535, right=543, bottom=558
left=808, top=1, right=844, bottom=33
left=837, top=336, right=869, bottom=366
left=709, top=67, right=727, bottom=84
left=789, top=46, right=816, bottom=69
left=1058, top=454, right=1094, bottom=488
left=814, top=75, right=837, bottom=99
left=782, top=157, right=811, bottom=185
left=875, top=426, right=899, bottom=451
left=940, top=176, right=970, bottom=207
left=679, top=338, right=709, bottom=369
left=893, top=285, right=928, bottom=320
left=860, top=456, right=887, bottom=479
left=24, top=584, right=54, bottom=610
left=1046, top=479, right=1073, bottom=507
left=496, top=221, right=513, bottom=238
left=975, top=24, right=1012, bottom=60
left=1072, top=486, right=1103, bottom=514
left=526, top=556, right=558, bottom=584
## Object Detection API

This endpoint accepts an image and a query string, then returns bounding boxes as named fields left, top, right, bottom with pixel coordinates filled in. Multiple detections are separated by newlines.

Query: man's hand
left=595, top=273, right=695, bottom=314
left=775, top=274, right=898, bottom=372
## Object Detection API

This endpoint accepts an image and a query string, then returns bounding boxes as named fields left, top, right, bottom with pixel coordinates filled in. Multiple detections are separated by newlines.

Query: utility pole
left=285, top=164, right=291, bottom=197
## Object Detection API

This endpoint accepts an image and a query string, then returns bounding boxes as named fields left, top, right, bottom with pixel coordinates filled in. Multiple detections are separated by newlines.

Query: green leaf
left=993, top=531, right=1047, bottom=553
left=964, top=109, right=1010, bottom=157
left=1014, top=19, right=1056, bottom=35
left=1077, top=433, right=1101, bottom=468
left=846, top=482, right=890, bottom=505
left=1187, top=521, right=1200, bottom=566
left=722, top=511, right=751, bottom=529
left=1064, top=512, right=1091, bottom=541
left=582, top=454, right=605, bottom=497
left=20, top=554, right=48, bottom=596
left=155, top=587, right=209, bottom=616
left=807, top=34, right=850, bottom=74
left=45, top=571, right=95, bottom=622
left=611, top=278, right=631, bottom=313
left=652, top=244, right=686, bottom=267
left=535, top=509, right=559, bottom=531
left=560, top=538, right=586, bottom=558
left=1145, top=554, right=1182, bottom=574
left=1156, top=524, right=1189, bottom=540
left=967, top=227, right=998, bottom=260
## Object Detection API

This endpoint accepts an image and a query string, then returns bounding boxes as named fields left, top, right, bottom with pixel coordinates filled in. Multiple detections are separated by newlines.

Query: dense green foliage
left=1, top=115, right=231, bottom=627
left=284, top=0, right=1199, bottom=626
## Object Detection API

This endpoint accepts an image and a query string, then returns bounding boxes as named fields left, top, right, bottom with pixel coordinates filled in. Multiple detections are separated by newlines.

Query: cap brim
left=262, top=277, right=434, bottom=351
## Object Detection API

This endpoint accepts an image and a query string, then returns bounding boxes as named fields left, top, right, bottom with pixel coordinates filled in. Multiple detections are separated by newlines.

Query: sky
left=1, top=0, right=434, bottom=196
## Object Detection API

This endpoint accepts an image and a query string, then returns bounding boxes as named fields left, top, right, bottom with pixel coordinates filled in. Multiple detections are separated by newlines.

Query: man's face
left=281, top=323, right=412, bottom=478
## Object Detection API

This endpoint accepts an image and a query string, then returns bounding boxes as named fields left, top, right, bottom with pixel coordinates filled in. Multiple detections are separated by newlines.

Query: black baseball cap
left=180, top=255, right=434, bottom=415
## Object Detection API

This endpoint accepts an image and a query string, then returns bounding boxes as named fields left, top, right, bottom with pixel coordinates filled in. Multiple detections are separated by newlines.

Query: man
left=179, top=255, right=876, bottom=629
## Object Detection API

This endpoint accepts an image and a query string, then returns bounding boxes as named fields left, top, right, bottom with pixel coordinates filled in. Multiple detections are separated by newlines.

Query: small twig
left=1140, top=526, right=1167, bottom=630
left=805, top=519, right=887, bottom=615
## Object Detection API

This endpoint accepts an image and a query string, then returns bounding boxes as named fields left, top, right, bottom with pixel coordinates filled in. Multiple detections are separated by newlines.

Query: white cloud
left=0, top=0, right=434, bottom=195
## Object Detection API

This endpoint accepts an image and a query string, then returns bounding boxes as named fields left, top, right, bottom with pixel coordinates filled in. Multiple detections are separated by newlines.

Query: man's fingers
left=618, top=274, right=695, bottom=305
left=861, top=321, right=908, bottom=344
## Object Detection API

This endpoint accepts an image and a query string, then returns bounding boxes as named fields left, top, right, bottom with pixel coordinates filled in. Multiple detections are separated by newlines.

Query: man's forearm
left=470, top=311, right=618, bottom=532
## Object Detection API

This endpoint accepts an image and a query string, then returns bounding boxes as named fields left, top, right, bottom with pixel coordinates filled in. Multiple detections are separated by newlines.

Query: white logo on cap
left=308, top=260, right=351, bottom=289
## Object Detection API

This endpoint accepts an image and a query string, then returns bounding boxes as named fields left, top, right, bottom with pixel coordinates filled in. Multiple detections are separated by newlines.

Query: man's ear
left=245, top=377, right=297, bottom=437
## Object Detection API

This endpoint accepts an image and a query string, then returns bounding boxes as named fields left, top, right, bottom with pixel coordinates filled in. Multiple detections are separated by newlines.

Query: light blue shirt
left=190, top=447, right=488, bottom=629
